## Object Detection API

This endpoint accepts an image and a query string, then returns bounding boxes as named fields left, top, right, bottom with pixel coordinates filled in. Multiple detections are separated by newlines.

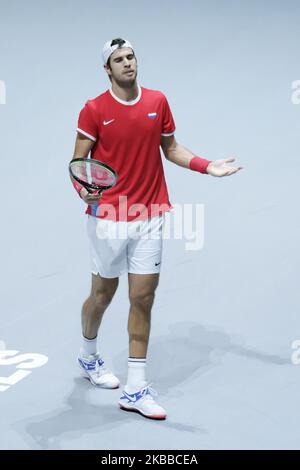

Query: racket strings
left=70, top=160, right=116, bottom=188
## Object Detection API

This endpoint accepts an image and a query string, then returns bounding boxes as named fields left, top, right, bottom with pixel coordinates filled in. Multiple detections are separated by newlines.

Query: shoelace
left=95, top=355, right=112, bottom=376
left=82, top=353, right=112, bottom=376
left=140, top=383, right=158, bottom=401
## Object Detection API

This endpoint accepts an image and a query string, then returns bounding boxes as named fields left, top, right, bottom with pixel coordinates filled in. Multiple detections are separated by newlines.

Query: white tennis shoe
left=78, top=351, right=120, bottom=389
left=119, top=382, right=167, bottom=420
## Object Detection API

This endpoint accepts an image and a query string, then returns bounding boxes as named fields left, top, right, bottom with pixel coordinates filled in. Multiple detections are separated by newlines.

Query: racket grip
left=189, top=156, right=212, bottom=174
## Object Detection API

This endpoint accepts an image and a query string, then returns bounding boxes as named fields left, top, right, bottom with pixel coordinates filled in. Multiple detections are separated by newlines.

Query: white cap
left=102, top=38, right=134, bottom=65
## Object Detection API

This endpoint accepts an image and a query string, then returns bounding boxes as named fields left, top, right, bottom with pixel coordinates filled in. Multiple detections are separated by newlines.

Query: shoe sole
left=83, top=375, right=120, bottom=389
left=119, top=404, right=167, bottom=420
left=79, top=367, right=120, bottom=389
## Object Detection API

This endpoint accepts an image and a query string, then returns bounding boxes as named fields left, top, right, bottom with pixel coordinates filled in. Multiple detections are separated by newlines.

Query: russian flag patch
left=148, top=112, right=157, bottom=118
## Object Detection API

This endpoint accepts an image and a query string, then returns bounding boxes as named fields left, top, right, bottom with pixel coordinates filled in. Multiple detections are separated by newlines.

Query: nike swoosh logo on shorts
left=103, top=119, right=115, bottom=126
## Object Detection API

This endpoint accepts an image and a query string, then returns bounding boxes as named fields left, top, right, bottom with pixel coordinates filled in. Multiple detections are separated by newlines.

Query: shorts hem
left=91, top=270, right=125, bottom=278
left=128, top=270, right=161, bottom=275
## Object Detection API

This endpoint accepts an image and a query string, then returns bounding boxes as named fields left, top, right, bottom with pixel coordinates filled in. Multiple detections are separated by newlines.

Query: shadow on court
left=141, top=322, right=288, bottom=395
left=12, top=322, right=289, bottom=449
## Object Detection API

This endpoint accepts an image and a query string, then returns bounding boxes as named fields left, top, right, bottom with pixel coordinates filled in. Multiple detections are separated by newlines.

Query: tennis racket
left=69, top=157, right=117, bottom=195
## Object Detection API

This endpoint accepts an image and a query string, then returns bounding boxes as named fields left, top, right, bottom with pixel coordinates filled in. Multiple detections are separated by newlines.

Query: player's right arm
left=70, top=133, right=102, bottom=204
left=73, top=132, right=95, bottom=159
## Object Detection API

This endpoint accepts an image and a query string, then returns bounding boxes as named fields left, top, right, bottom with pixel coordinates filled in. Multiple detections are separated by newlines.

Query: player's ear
left=103, top=64, right=111, bottom=76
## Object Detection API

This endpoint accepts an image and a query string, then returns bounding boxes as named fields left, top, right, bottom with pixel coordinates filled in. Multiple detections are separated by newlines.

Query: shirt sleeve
left=77, top=101, right=98, bottom=142
left=161, top=95, right=176, bottom=136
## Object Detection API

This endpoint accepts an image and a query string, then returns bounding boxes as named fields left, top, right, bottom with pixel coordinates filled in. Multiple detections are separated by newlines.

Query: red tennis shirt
left=76, top=85, right=176, bottom=221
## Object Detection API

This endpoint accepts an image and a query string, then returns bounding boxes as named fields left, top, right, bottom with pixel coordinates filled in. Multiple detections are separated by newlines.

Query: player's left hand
left=206, top=158, right=243, bottom=177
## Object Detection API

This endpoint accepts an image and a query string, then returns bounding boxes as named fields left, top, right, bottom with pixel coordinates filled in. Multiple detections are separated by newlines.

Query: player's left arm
left=160, top=135, right=243, bottom=177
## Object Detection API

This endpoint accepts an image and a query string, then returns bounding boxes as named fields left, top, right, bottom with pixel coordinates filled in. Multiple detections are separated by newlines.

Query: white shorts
left=87, top=214, right=165, bottom=278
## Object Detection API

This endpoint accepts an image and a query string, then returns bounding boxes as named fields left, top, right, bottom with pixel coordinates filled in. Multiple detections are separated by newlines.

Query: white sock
left=81, top=336, right=97, bottom=356
left=126, top=357, right=146, bottom=391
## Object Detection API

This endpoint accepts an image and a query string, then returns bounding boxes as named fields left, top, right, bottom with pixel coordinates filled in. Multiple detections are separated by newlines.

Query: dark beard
left=114, top=71, right=137, bottom=89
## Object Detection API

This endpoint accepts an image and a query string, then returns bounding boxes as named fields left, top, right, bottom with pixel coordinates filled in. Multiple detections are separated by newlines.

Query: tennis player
left=71, top=38, right=243, bottom=420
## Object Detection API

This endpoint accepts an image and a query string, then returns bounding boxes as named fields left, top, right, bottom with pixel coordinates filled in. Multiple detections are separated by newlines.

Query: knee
left=91, top=288, right=114, bottom=308
left=129, top=290, right=155, bottom=308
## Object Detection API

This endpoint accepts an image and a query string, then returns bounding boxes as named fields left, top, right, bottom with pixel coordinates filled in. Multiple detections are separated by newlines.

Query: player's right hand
left=80, top=187, right=102, bottom=204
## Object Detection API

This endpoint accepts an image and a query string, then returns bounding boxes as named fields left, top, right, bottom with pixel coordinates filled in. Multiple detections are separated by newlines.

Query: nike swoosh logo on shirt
left=103, top=119, right=115, bottom=126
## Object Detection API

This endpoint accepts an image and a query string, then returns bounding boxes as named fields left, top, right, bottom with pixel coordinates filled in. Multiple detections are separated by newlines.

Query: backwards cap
left=102, top=38, right=134, bottom=65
